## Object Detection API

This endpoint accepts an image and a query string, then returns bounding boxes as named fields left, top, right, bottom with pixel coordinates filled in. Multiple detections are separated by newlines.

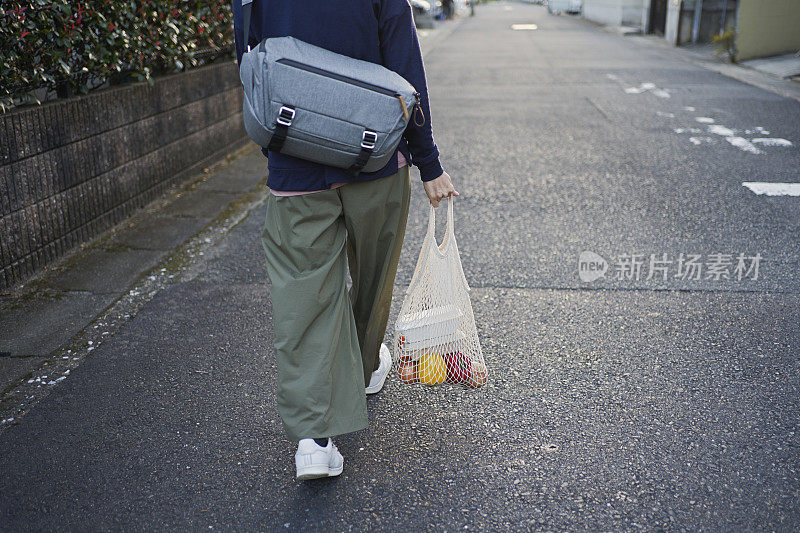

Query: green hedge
left=1, top=1, right=234, bottom=111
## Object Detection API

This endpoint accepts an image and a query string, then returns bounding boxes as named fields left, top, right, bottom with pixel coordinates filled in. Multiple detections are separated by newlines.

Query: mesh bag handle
left=407, top=197, right=465, bottom=296
left=434, top=195, right=456, bottom=257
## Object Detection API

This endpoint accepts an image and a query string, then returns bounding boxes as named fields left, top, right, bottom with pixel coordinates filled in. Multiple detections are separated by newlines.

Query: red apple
left=444, top=351, right=471, bottom=384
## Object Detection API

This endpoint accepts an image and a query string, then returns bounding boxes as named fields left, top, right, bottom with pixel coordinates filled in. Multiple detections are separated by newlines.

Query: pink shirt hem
left=270, top=152, right=408, bottom=197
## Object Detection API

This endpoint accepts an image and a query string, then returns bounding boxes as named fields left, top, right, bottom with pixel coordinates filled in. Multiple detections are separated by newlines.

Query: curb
left=627, top=34, right=800, bottom=104
left=1, top=145, right=268, bottom=428
left=420, top=16, right=468, bottom=59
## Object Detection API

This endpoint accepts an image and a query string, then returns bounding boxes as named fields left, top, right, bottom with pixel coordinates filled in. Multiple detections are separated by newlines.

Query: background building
left=581, top=0, right=649, bottom=28
left=580, top=0, right=800, bottom=61
left=734, top=0, right=800, bottom=61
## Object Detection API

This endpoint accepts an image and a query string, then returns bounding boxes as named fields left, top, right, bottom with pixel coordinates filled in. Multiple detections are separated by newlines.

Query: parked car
left=454, top=0, right=475, bottom=17
left=410, top=0, right=432, bottom=18
left=411, top=0, right=441, bottom=28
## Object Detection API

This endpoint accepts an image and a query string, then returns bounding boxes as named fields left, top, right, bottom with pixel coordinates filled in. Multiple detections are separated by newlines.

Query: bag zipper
left=276, top=58, right=400, bottom=97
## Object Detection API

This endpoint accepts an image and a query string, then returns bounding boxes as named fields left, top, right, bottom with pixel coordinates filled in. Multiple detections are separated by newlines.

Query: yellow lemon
left=419, top=353, right=446, bottom=385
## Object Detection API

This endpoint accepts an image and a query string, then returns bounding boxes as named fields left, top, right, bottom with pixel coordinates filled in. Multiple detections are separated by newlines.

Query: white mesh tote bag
left=393, top=197, right=486, bottom=388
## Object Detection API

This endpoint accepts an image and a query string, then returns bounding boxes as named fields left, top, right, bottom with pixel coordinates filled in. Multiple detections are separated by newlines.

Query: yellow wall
left=736, top=0, right=800, bottom=61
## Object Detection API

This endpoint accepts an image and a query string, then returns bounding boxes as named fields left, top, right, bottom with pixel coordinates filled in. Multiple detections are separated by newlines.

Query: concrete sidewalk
left=0, top=145, right=266, bottom=391
left=0, top=146, right=267, bottom=394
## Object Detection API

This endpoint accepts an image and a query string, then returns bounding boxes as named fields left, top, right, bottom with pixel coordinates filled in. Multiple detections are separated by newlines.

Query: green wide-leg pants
left=261, top=166, right=411, bottom=441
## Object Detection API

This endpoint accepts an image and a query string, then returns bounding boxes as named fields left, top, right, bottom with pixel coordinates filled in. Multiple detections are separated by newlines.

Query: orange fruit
left=419, top=353, right=446, bottom=385
left=398, top=360, right=418, bottom=384
left=466, top=361, right=487, bottom=388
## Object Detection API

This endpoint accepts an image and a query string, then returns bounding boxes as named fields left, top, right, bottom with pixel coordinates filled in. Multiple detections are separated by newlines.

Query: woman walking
left=233, top=0, right=457, bottom=480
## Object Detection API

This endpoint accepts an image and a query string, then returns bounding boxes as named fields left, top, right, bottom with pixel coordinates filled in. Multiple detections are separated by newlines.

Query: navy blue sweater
left=232, top=0, right=443, bottom=191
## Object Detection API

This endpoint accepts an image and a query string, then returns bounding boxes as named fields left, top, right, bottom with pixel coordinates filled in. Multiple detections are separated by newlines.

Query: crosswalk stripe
left=742, top=182, right=800, bottom=196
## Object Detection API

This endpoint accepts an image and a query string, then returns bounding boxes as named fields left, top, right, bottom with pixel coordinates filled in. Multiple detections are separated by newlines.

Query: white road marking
left=656, top=111, right=675, bottom=118
left=624, top=83, right=653, bottom=93
left=511, top=24, right=538, bottom=30
left=694, top=123, right=765, bottom=154
left=708, top=124, right=735, bottom=136
left=726, top=136, right=762, bottom=154
left=624, top=82, right=669, bottom=97
left=742, top=182, right=800, bottom=196
left=606, top=73, right=620, bottom=81
left=667, top=108, right=789, bottom=154
left=751, top=138, right=793, bottom=147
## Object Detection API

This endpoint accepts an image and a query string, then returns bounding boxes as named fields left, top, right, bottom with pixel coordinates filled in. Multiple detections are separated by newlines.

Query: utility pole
left=720, top=0, right=728, bottom=36
left=692, top=0, right=703, bottom=43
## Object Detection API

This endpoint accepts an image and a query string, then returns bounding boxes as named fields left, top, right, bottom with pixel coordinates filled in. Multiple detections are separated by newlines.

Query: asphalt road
left=2, top=2, right=799, bottom=531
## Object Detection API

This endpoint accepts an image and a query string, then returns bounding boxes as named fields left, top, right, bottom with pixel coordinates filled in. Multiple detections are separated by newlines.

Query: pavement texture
left=741, top=54, right=800, bottom=80
left=2, top=3, right=799, bottom=531
left=647, top=40, right=800, bottom=105
left=0, top=145, right=266, bottom=378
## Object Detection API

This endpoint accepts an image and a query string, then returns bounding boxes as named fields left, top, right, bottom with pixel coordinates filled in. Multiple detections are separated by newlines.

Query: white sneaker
left=365, top=343, right=392, bottom=394
left=295, top=438, right=344, bottom=480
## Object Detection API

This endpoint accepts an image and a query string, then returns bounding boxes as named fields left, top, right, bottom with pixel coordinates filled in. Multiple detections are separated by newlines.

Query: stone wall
left=0, top=61, right=247, bottom=290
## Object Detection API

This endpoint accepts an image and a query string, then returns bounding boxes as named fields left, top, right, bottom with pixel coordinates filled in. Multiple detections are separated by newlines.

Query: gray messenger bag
left=238, top=0, right=420, bottom=175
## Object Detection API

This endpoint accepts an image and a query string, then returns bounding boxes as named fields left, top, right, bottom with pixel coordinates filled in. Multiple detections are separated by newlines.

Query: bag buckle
left=277, top=106, right=295, bottom=127
left=361, top=131, right=378, bottom=150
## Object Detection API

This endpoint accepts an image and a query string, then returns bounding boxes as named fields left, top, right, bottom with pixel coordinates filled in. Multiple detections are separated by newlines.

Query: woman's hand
left=423, top=171, right=459, bottom=207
